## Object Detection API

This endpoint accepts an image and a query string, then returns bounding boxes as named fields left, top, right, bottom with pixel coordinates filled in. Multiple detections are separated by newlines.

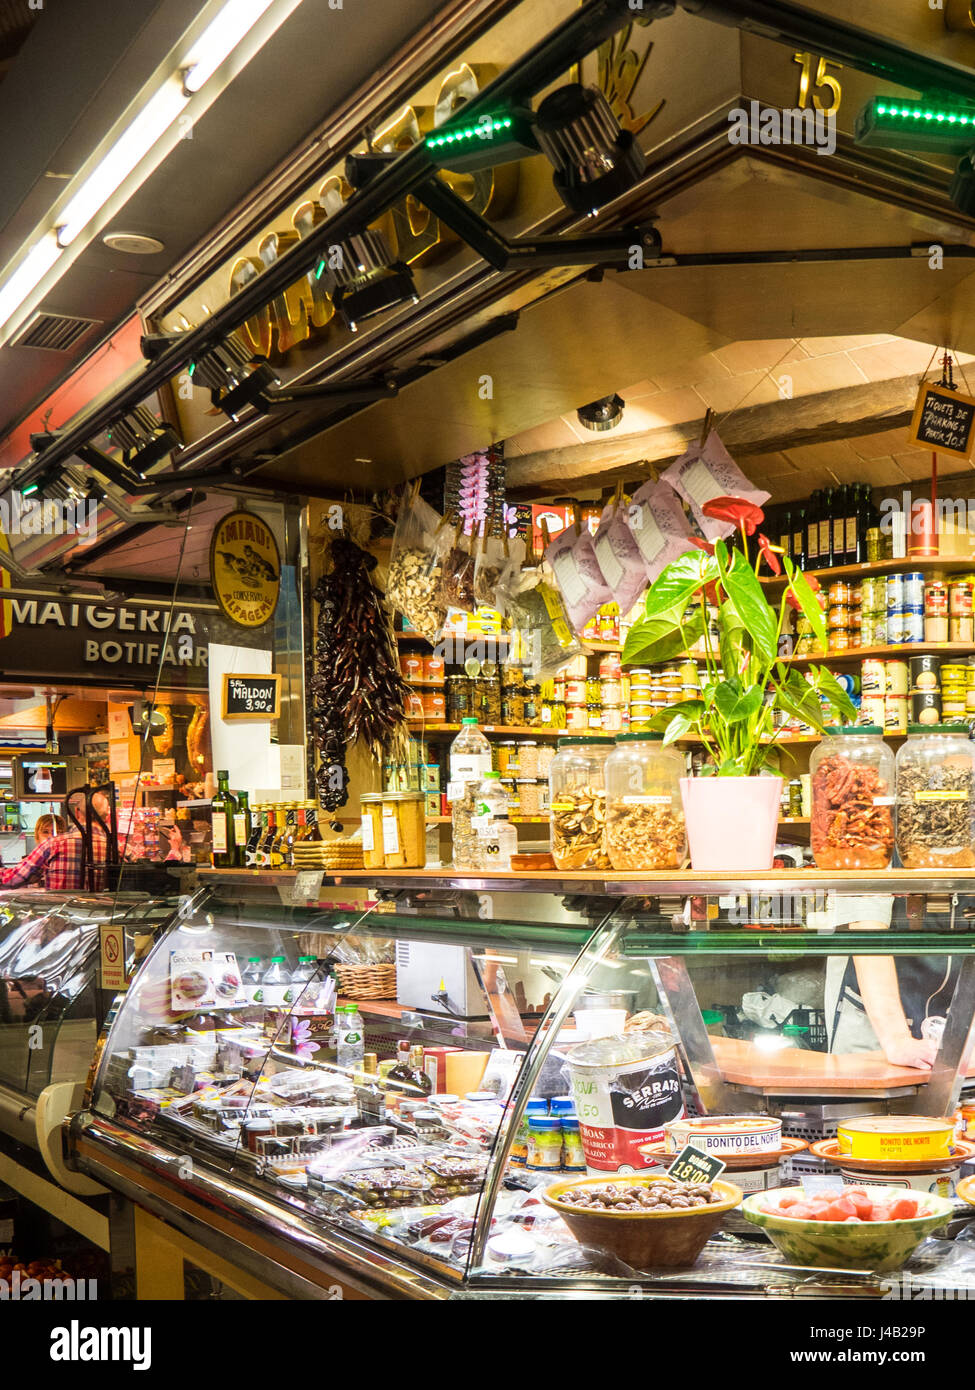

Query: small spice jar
left=496, top=740, right=518, bottom=775
left=895, top=724, right=975, bottom=868
left=526, top=1115, right=564, bottom=1171
left=359, top=793, right=385, bottom=869
left=604, top=733, right=686, bottom=870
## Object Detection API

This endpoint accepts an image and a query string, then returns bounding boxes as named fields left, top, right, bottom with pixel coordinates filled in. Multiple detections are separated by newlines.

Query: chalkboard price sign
left=222, top=673, right=281, bottom=721
left=907, top=382, right=975, bottom=460
left=668, top=1143, right=727, bottom=1186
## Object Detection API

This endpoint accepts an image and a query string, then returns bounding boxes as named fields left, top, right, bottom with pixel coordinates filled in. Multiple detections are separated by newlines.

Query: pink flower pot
left=680, top=776, right=783, bottom=871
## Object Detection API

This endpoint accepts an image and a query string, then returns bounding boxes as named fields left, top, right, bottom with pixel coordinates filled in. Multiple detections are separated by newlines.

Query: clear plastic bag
left=385, top=484, right=447, bottom=641
left=473, top=531, right=509, bottom=609
left=492, top=535, right=526, bottom=617
left=435, top=524, right=477, bottom=614
left=592, top=496, right=651, bottom=614
left=545, top=520, right=613, bottom=634
left=509, top=565, right=586, bottom=681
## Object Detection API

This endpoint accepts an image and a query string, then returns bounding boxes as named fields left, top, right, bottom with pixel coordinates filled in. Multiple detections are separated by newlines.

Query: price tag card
left=668, top=1143, right=726, bottom=1186
left=290, top=870, right=324, bottom=903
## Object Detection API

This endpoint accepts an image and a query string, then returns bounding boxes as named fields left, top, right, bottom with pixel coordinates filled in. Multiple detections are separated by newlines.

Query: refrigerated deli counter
left=66, top=869, right=975, bottom=1300
left=0, top=890, right=179, bottom=1249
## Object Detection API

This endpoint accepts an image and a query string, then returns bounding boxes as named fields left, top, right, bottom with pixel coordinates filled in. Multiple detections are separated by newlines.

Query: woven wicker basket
left=333, top=962, right=397, bottom=1000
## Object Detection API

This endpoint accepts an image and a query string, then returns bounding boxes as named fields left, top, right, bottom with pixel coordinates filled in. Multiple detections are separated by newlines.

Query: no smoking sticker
left=100, top=923, right=126, bottom=991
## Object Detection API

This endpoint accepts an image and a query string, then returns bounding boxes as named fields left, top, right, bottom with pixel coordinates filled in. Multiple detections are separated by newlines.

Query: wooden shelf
left=407, top=722, right=566, bottom=737
left=762, top=556, right=975, bottom=587
left=403, top=678, right=446, bottom=688
left=782, top=642, right=975, bottom=666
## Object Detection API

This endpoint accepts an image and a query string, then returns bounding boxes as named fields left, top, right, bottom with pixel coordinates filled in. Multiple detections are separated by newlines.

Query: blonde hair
left=34, top=814, right=65, bottom=842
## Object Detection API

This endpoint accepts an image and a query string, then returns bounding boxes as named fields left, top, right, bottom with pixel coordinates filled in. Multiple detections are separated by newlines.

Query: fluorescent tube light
left=181, top=0, right=277, bottom=93
left=55, top=79, right=188, bottom=247
left=0, top=237, right=61, bottom=335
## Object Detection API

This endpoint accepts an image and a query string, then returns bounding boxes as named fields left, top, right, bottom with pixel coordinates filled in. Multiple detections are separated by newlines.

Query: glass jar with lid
left=549, top=736, right=614, bottom=870
left=604, top=733, right=686, bottom=870
left=809, top=726, right=895, bottom=869
left=895, top=723, right=975, bottom=868
left=359, top=794, right=385, bottom=869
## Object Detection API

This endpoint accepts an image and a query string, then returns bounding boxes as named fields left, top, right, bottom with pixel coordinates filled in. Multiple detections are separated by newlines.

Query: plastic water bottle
left=449, top=718, right=493, bottom=870
left=241, top=957, right=263, bottom=1004
left=473, top=772, right=516, bottom=870
left=336, top=1003, right=365, bottom=1071
left=260, top=956, right=291, bottom=1007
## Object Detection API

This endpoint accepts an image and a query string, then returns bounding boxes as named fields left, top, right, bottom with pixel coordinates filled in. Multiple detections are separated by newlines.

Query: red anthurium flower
left=688, top=536, right=716, bottom=557
left=756, top=533, right=782, bottom=576
left=701, top=495, right=765, bottom=536
left=786, top=572, right=823, bottom=611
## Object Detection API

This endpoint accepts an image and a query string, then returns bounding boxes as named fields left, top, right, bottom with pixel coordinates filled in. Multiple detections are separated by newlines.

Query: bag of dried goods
left=591, top=495, right=651, bottom=613
left=435, top=523, right=478, bottom=614
left=545, top=519, right=613, bottom=635
left=386, top=485, right=447, bottom=641
left=509, top=570, right=586, bottom=682
left=624, top=478, right=696, bottom=583
left=661, top=430, right=769, bottom=543
left=473, top=530, right=509, bottom=609
left=491, top=535, right=527, bottom=617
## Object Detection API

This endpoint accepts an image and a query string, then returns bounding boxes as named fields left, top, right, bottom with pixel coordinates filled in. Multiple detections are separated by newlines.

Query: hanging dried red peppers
left=311, top=537, right=409, bottom=811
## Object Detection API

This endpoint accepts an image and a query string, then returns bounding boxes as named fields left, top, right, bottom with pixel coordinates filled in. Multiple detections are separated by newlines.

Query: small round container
left=861, top=659, right=886, bottom=695
left=423, top=655, right=445, bottom=682
left=950, top=581, right=973, bottom=616
left=496, top=741, right=517, bottom=775
left=599, top=652, right=622, bottom=679
left=565, top=704, right=588, bottom=731
left=912, top=690, right=942, bottom=725
left=925, top=580, right=948, bottom=617
left=422, top=690, right=446, bottom=719
left=950, top=616, right=975, bottom=643
left=859, top=696, right=886, bottom=726
left=565, top=677, right=587, bottom=705
left=601, top=705, right=623, bottom=733
left=810, top=726, right=895, bottom=869
left=600, top=678, right=623, bottom=706
left=925, top=616, right=949, bottom=643
left=517, top=779, right=541, bottom=817
left=895, top=724, right=975, bottom=868
left=884, top=695, right=908, bottom=734
left=527, top=1115, right=564, bottom=1171
left=516, top=741, right=539, bottom=778
left=828, top=581, right=851, bottom=605
left=903, top=572, right=925, bottom=607
left=828, top=605, right=851, bottom=631
left=400, top=652, right=424, bottom=680
left=628, top=702, right=658, bottom=734
left=586, top=703, right=604, bottom=730
left=838, top=1116, right=955, bottom=1163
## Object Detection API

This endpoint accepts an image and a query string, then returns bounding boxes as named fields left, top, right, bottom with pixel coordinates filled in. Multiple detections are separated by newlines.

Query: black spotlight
left=577, top=394, right=625, bottom=432
left=317, top=229, right=418, bottom=332
left=107, top=405, right=182, bottom=473
left=534, top=84, right=646, bottom=215
left=188, top=334, right=281, bottom=421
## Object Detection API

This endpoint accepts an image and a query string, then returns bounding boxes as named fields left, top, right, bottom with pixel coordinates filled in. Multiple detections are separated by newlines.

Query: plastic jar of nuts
left=809, top=726, right=895, bottom=870
left=549, top=736, right=614, bottom=870
left=895, top=723, right=975, bottom=868
left=604, top=733, right=686, bottom=870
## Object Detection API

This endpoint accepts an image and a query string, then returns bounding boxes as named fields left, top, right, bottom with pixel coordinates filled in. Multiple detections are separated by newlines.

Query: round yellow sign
left=209, top=510, right=281, bottom=628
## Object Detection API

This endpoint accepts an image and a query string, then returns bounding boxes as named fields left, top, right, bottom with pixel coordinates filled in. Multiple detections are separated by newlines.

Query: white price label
left=382, top=813, right=400, bottom=855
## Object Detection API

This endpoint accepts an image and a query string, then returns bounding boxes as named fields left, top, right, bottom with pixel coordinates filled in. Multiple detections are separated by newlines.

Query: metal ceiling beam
left=13, top=0, right=975, bottom=498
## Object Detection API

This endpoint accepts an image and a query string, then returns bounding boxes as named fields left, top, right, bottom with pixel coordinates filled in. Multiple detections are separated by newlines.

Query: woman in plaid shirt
left=0, top=794, right=110, bottom=891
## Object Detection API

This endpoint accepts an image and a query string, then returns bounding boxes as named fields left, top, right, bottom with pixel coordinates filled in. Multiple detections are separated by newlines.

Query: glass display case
left=70, top=871, right=975, bottom=1299
left=0, top=889, right=178, bottom=1188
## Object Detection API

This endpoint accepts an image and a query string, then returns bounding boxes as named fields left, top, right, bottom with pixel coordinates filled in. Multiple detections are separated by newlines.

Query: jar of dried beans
left=809, top=727, right=895, bottom=870
left=604, top=733, right=686, bottom=870
left=549, top=736, right=613, bottom=870
left=895, top=723, right=975, bottom=868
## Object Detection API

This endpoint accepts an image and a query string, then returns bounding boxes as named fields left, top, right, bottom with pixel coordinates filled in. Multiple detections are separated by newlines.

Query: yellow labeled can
left=837, top=1115, right=955, bottom=1162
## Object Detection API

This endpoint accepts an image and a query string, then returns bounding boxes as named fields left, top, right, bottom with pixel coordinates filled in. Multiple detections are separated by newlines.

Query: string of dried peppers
left=311, top=537, right=409, bottom=811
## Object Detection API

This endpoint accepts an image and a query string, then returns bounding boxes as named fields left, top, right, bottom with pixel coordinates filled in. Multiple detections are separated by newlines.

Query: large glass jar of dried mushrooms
left=895, top=723, right=975, bottom=868
left=549, top=736, right=613, bottom=870
left=604, top=733, right=686, bottom=870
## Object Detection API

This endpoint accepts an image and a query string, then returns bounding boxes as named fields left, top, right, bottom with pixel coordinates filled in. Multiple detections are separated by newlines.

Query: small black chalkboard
left=907, top=382, right=975, bottom=460
left=668, top=1143, right=727, bottom=1186
left=222, top=673, right=281, bottom=721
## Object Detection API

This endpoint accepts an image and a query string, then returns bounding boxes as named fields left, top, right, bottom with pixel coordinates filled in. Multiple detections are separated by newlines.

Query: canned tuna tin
left=910, top=655, right=941, bottom=691
left=884, top=696, right=908, bottom=734
left=886, top=575, right=904, bottom=609
left=861, top=659, right=886, bottom=695
left=885, top=661, right=909, bottom=696
left=912, top=691, right=942, bottom=725
left=903, top=572, right=925, bottom=607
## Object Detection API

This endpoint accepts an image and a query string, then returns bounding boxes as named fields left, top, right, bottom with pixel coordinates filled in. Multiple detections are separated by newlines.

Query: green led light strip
left=426, top=116, right=514, bottom=149
left=874, top=100, right=974, bottom=126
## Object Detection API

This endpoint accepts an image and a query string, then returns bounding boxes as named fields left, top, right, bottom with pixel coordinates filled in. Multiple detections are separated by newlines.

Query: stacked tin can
left=859, top=576, right=887, bottom=648
left=626, top=660, right=701, bottom=732
left=859, top=656, right=909, bottom=733
left=885, top=571, right=925, bottom=646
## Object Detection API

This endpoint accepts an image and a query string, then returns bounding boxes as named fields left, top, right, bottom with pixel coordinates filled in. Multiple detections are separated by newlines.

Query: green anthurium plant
left=621, top=527, right=857, bottom=777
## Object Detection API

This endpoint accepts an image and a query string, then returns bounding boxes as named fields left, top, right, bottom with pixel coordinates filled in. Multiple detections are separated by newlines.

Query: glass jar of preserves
left=517, top=741, right=539, bottom=778
left=359, top=793, right=385, bottom=869
left=549, top=736, right=613, bottom=870
left=604, top=733, right=686, bottom=870
left=809, top=726, right=895, bottom=869
left=586, top=703, right=603, bottom=730
left=446, top=675, right=470, bottom=721
left=895, top=723, right=975, bottom=868
left=501, top=687, right=525, bottom=726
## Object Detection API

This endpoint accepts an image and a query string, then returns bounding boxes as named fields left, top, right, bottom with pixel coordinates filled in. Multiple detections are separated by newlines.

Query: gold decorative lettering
left=258, top=229, right=310, bottom=353
left=229, top=256, right=272, bottom=359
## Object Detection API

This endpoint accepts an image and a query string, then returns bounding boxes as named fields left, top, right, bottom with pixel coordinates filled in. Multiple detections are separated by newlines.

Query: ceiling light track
left=16, top=0, right=975, bottom=490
